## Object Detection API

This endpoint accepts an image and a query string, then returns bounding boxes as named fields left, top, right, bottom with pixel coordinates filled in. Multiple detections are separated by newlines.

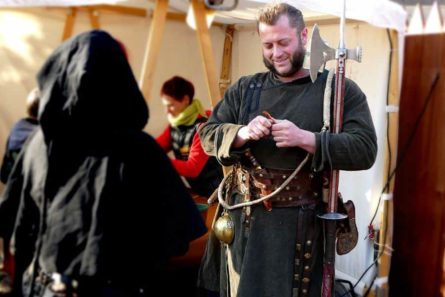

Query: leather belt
left=249, top=167, right=322, bottom=208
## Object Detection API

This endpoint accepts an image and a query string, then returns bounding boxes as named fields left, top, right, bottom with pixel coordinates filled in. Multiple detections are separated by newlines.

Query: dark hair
left=160, top=76, right=195, bottom=104
left=26, top=88, right=40, bottom=119
left=257, top=3, right=305, bottom=34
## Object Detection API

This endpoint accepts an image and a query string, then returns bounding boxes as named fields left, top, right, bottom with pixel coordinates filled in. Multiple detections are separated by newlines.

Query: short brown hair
left=161, top=76, right=195, bottom=104
left=257, top=3, right=305, bottom=34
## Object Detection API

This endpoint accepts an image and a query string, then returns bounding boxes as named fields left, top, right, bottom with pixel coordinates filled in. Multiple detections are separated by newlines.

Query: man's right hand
left=232, top=115, right=273, bottom=148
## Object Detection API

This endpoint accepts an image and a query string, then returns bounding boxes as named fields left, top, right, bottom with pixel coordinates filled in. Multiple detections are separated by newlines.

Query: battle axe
left=308, top=1, right=362, bottom=296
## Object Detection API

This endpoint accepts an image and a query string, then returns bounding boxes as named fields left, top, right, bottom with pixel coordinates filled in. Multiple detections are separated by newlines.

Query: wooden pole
left=190, top=0, right=220, bottom=107
left=139, top=0, right=169, bottom=101
left=219, top=25, right=235, bottom=98
left=62, top=7, right=77, bottom=41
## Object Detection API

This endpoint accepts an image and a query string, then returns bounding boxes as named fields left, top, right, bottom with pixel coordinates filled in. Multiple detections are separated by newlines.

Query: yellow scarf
left=169, top=99, right=207, bottom=127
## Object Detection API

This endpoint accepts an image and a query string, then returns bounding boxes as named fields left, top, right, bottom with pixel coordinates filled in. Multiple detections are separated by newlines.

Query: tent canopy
left=1, top=0, right=407, bottom=31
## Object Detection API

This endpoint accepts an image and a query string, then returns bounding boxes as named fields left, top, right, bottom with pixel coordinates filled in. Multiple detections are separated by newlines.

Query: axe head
left=309, top=24, right=335, bottom=83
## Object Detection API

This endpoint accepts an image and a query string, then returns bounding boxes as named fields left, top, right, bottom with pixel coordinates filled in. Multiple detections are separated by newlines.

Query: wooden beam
left=219, top=25, right=234, bottom=98
left=139, top=0, right=169, bottom=101
left=191, top=0, right=220, bottom=107
left=47, top=5, right=225, bottom=28
left=62, top=7, right=77, bottom=41
left=92, top=4, right=148, bottom=17
left=166, top=11, right=224, bottom=27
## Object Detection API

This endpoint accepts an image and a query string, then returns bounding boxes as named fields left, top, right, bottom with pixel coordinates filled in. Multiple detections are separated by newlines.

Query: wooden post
left=139, top=0, right=169, bottom=101
left=190, top=0, right=220, bottom=107
left=219, top=25, right=235, bottom=98
left=62, top=7, right=77, bottom=41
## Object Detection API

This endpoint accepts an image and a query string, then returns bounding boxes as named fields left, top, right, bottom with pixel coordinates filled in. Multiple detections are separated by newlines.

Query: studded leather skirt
left=245, top=166, right=324, bottom=296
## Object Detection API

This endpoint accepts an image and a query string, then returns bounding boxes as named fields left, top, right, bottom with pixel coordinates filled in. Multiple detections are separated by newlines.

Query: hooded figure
left=0, top=30, right=206, bottom=297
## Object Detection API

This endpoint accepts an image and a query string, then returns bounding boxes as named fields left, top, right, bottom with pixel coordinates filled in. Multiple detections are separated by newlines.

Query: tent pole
left=139, top=0, right=169, bottom=101
left=62, top=7, right=77, bottom=41
left=219, top=25, right=234, bottom=98
left=191, top=0, right=220, bottom=107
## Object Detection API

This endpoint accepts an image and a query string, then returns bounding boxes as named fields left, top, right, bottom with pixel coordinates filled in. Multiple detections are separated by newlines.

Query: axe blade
left=309, top=24, right=335, bottom=83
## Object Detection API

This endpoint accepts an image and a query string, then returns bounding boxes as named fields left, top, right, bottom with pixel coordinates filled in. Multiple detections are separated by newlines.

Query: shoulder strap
left=239, top=73, right=266, bottom=125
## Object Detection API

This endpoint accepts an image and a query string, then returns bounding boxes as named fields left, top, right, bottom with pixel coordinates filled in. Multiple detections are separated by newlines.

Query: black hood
left=37, top=30, right=148, bottom=143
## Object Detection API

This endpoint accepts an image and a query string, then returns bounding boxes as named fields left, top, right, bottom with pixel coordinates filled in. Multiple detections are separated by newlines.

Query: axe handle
left=326, top=35, right=347, bottom=214
left=321, top=53, right=346, bottom=297
left=322, top=0, right=348, bottom=294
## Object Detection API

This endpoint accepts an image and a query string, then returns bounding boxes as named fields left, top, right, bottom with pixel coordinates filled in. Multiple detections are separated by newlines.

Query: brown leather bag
left=336, top=195, right=358, bottom=255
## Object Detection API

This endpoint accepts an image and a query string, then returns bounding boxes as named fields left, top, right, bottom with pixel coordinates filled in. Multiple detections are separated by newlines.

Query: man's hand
left=232, top=115, right=273, bottom=148
left=271, top=119, right=316, bottom=154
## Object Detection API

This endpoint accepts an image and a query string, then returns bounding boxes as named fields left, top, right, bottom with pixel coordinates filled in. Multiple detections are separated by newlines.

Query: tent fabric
left=0, top=0, right=407, bottom=32
left=252, top=0, right=407, bottom=32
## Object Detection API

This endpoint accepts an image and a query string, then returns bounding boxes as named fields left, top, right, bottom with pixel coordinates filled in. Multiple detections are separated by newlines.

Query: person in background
left=156, top=76, right=223, bottom=198
left=0, top=88, right=40, bottom=184
left=0, top=88, right=40, bottom=296
left=0, top=30, right=206, bottom=297
left=197, top=3, right=377, bottom=297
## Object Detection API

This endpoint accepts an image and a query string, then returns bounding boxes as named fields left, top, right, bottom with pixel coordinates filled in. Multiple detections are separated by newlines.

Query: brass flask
left=213, top=212, right=235, bottom=244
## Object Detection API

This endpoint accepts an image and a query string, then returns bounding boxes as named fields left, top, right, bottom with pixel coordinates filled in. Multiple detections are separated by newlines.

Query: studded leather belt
left=249, top=167, right=322, bottom=208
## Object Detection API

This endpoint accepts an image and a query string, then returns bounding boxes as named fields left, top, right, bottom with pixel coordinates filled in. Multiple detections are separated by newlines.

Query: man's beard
left=263, top=45, right=306, bottom=78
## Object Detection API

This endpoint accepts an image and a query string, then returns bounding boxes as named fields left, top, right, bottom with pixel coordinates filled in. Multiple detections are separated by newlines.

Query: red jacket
left=156, top=119, right=209, bottom=178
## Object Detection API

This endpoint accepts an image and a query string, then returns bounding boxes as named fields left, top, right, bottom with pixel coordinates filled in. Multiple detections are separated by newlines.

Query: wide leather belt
left=249, top=167, right=322, bottom=208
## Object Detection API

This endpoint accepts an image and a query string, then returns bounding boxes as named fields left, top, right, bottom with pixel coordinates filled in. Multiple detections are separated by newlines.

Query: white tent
left=0, top=0, right=407, bottom=30
left=256, top=0, right=406, bottom=32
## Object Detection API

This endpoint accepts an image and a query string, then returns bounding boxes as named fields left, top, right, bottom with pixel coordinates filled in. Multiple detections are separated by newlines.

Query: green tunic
left=198, top=70, right=377, bottom=297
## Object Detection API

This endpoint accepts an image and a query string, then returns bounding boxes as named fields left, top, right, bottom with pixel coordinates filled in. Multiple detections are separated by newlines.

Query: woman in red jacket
left=156, top=76, right=223, bottom=197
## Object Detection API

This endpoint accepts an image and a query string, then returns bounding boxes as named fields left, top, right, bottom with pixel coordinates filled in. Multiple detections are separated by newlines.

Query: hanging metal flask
left=213, top=211, right=235, bottom=244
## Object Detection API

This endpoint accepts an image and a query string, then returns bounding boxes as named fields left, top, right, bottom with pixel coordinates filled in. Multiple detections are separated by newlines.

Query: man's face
left=161, top=94, right=189, bottom=118
left=259, top=15, right=307, bottom=78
